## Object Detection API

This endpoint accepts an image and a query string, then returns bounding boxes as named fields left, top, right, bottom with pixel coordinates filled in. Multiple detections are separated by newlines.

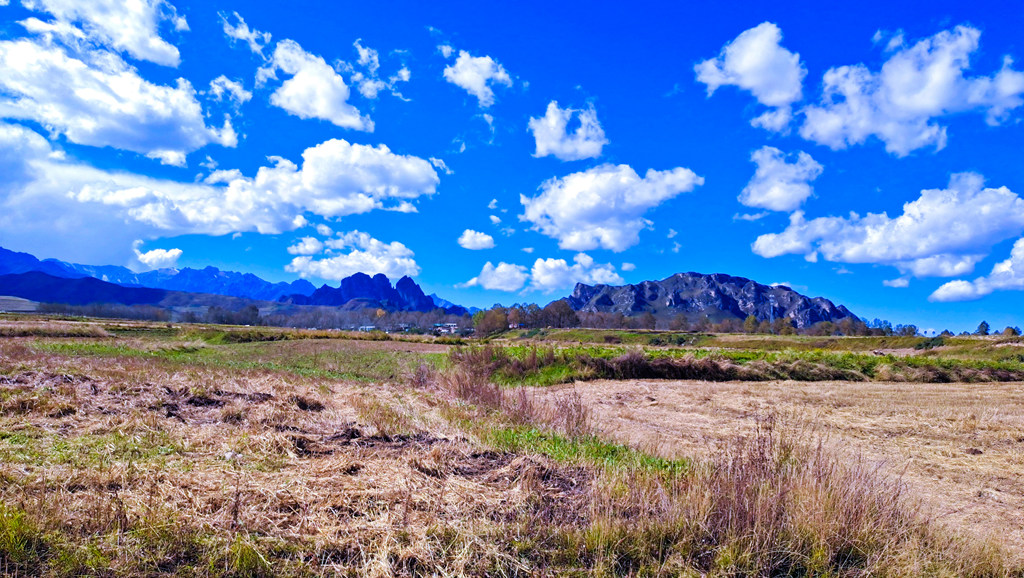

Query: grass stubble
left=0, top=320, right=1019, bottom=576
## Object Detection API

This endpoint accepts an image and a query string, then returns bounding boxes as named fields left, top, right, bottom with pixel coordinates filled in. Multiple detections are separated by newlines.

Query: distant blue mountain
left=0, top=246, right=315, bottom=301
left=0, top=271, right=168, bottom=306
left=431, top=294, right=479, bottom=315
left=0, top=246, right=478, bottom=314
left=279, top=272, right=453, bottom=313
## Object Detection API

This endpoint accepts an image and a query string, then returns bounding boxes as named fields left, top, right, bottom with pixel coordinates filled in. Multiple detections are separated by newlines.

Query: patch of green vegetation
left=102, top=324, right=180, bottom=338
left=452, top=342, right=1024, bottom=386
left=508, top=328, right=712, bottom=347
left=483, top=427, right=689, bottom=474
left=206, top=342, right=437, bottom=382
left=0, top=504, right=47, bottom=575
left=31, top=341, right=151, bottom=357
left=183, top=328, right=291, bottom=345
left=225, top=534, right=273, bottom=577
left=32, top=336, right=451, bottom=383
left=0, top=501, right=309, bottom=577
left=492, top=363, right=577, bottom=387
left=0, top=428, right=182, bottom=468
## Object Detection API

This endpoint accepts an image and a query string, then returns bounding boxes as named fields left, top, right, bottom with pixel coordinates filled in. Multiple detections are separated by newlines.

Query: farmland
left=0, top=315, right=1022, bottom=576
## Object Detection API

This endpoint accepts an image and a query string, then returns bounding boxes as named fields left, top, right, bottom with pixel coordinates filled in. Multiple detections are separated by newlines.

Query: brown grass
left=0, top=320, right=109, bottom=338
left=0, top=336, right=1020, bottom=576
left=536, top=377, right=1024, bottom=564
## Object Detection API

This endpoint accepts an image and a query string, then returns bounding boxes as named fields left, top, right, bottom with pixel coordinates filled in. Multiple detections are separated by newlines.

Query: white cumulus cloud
left=286, top=231, right=419, bottom=280
left=133, top=241, right=182, bottom=269
left=520, top=163, right=704, bottom=252
left=753, top=173, right=1024, bottom=278
left=24, top=0, right=188, bottom=66
left=695, top=22, right=805, bottom=131
left=0, top=122, right=438, bottom=263
left=458, top=229, right=495, bottom=250
left=287, top=236, right=324, bottom=255
left=528, top=101, right=608, bottom=161
left=442, top=49, right=512, bottom=108
left=529, top=253, right=622, bottom=292
left=0, top=37, right=236, bottom=166
left=930, top=238, right=1024, bottom=302
left=258, top=39, right=373, bottom=131
left=800, top=25, right=1024, bottom=156
left=461, top=261, right=528, bottom=292
left=740, top=146, right=823, bottom=212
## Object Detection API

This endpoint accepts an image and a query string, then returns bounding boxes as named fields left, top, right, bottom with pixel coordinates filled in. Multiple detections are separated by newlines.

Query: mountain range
left=0, top=247, right=315, bottom=301
left=278, top=272, right=466, bottom=314
left=0, top=246, right=859, bottom=325
left=0, top=246, right=464, bottom=314
left=567, top=272, right=856, bottom=328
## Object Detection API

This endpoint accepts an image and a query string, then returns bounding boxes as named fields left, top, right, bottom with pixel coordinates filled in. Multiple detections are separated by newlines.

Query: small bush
left=915, top=336, right=945, bottom=350
left=435, top=336, right=465, bottom=345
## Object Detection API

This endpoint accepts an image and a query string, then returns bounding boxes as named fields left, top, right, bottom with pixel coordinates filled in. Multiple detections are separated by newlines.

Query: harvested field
left=534, top=378, right=1024, bottom=558
left=0, top=346, right=592, bottom=575
left=2, top=323, right=1022, bottom=575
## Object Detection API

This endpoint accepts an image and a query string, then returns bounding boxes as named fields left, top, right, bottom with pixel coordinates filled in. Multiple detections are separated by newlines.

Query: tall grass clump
left=0, top=504, right=48, bottom=575
left=513, top=419, right=1015, bottom=576
left=0, top=322, right=109, bottom=338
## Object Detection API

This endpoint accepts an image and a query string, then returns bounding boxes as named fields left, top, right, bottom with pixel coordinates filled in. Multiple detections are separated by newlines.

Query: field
left=0, top=297, right=37, bottom=313
left=0, top=316, right=1022, bottom=576
left=533, top=379, right=1024, bottom=555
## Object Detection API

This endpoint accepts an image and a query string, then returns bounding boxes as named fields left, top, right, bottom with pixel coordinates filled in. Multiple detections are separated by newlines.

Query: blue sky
left=1, top=0, right=1023, bottom=332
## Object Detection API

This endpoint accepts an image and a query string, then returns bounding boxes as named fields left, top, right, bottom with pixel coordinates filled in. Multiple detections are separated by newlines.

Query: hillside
left=0, top=247, right=315, bottom=301
left=567, top=272, right=856, bottom=328
left=0, top=271, right=169, bottom=306
left=0, top=271, right=289, bottom=315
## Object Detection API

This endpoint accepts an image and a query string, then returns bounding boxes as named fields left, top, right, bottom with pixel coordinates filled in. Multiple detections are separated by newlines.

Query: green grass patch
left=0, top=504, right=48, bottom=575
left=482, top=427, right=689, bottom=474
left=454, top=343, right=1024, bottom=386
left=0, top=428, right=182, bottom=468
left=31, top=338, right=451, bottom=383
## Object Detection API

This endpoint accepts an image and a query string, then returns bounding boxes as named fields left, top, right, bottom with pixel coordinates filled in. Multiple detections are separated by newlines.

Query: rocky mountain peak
left=567, top=272, right=856, bottom=328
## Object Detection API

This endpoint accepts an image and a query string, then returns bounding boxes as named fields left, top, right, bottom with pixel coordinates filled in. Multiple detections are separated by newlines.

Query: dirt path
left=535, top=379, right=1024, bottom=556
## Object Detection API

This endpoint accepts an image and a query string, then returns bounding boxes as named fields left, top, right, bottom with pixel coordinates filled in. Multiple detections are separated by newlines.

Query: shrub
left=915, top=336, right=945, bottom=350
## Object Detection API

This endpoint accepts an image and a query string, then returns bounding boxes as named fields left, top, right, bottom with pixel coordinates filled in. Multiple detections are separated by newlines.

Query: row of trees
left=469, top=301, right=904, bottom=337
left=468, top=301, right=1024, bottom=338
left=226, top=306, right=470, bottom=332
left=472, top=301, right=580, bottom=335
left=39, top=302, right=171, bottom=321
left=956, top=321, right=1020, bottom=337
left=37, top=300, right=1021, bottom=339
left=42, top=302, right=471, bottom=332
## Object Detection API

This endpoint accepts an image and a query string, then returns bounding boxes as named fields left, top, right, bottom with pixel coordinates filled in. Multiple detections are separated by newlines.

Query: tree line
left=468, top=301, right=1023, bottom=338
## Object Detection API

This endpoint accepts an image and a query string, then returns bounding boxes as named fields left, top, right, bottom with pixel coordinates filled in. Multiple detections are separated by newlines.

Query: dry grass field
left=0, top=317, right=1022, bottom=576
left=534, top=379, right=1024, bottom=558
